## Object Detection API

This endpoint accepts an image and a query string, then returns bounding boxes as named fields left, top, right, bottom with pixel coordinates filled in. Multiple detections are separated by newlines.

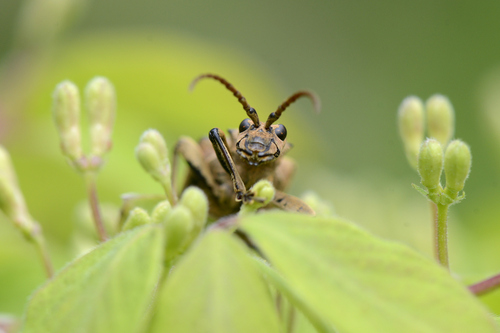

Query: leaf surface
left=241, top=212, right=497, bottom=333
left=149, top=230, right=281, bottom=333
left=22, top=224, right=163, bottom=333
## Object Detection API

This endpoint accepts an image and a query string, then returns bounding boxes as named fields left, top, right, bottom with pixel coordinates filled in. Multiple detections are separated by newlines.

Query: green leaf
left=149, top=230, right=281, bottom=333
left=21, top=224, right=163, bottom=333
left=241, top=212, right=497, bottom=333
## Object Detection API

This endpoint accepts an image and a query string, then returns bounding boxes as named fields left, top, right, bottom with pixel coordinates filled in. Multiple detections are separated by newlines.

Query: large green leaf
left=149, top=230, right=281, bottom=333
left=21, top=224, right=163, bottom=333
left=241, top=212, right=498, bottom=333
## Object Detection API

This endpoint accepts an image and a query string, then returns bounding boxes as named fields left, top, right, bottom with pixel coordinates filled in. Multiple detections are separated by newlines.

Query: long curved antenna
left=189, top=74, right=260, bottom=125
left=265, top=90, right=321, bottom=129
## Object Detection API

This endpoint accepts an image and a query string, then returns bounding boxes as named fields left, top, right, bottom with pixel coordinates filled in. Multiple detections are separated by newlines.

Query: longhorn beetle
left=172, top=74, right=320, bottom=218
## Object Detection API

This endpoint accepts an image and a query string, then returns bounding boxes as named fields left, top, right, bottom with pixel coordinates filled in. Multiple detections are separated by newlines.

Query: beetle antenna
left=265, top=90, right=320, bottom=129
left=189, top=74, right=260, bottom=125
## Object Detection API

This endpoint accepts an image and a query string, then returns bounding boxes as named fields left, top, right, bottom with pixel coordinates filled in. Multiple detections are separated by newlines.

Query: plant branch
left=469, top=272, right=500, bottom=296
left=84, top=172, right=108, bottom=242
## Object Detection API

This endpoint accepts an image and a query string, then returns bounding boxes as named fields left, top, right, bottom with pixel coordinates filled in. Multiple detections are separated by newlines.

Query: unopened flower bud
left=398, top=96, right=425, bottom=169
left=301, top=191, right=335, bottom=217
left=417, top=139, right=443, bottom=192
left=139, top=129, right=169, bottom=165
left=135, top=142, right=169, bottom=184
left=179, top=186, right=208, bottom=240
left=0, top=146, right=37, bottom=237
left=151, top=200, right=172, bottom=224
left=444, top=140, right=471, bottom=199
left=164, top=206, right=194, bottom=262
left=52, top=80, right=83, bottom=161
left=426, top=95, right=455, bottom=146
left=122, top=207, right=152, bottom=231
left=239, top=180, right=275, bottom=215
left=85, top=77, right=116, bottom=157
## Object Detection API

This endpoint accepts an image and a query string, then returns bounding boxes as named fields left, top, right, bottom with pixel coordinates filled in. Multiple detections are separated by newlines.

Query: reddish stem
left=85, top=172, right=108, bottom=242
left=469, top=273, right=500, bottom=296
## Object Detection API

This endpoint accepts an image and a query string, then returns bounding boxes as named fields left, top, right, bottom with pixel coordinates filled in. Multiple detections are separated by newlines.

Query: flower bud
left=135, top=142, right=169, bottom=184
left=239, top=180, right=275, bottom=215
left=151, top=200, right=172, bottom=224
left=139, top=129, right=169, bottom=165
left=398, top=96, right=425, bottom=169
left=301, top=191, right=335, bottom=217
left=0, top=146, right=37, bottom=237
left=417, top=139, right=443, bottom=192
left=179, top=186, right=208, bottom=240
left=85, top=77, right=116, bottom=157
left=122, top=207, right=152, bottom=231
left=52, top=80, right=83, bottom=161
left=426, top=94, right=455, bottom=146
left=444, top=140, right=471, bottom=199
left=164, top=206, right=194, bottom=262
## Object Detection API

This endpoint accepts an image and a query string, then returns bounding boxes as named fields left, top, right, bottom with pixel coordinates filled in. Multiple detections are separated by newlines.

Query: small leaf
left=241, top=212, right=497, bottom=333
left=149, top=230, right=281, bottom=333
left=21, top=224, right=163, bottom=333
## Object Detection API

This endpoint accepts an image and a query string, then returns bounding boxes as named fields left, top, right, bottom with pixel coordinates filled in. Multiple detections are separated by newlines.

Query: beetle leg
left=172, top=136, right=218, bottom=196
left=208, top=128, right=250, bottom=202
left=272, top=190, right=315, bottom=215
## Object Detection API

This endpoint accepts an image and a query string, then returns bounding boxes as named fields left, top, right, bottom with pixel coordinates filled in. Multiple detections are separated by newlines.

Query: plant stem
left=429, top=202, right=438, bottom=259
left=33, top=235, right=54, bottom=278
left=468, top=273, right=500, bottom=296
left=161, top=181, right=177, bottom=206
left=435, top=203, right=449, bottom=269
left=84, top=172, right=108, bottom=242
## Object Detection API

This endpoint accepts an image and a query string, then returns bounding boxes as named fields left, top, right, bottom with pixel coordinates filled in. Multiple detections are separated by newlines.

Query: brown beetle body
left=173, top=74, right=319, bottom=218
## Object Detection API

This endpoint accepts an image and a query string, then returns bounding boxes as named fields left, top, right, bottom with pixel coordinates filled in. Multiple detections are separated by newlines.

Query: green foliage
left=22, top=224, right=163, bottom=333
left=242, top=212, right=497, bottom=333
left=19, top=211, right=499, bottom=332
left=149, top=231, right=281, bottom=333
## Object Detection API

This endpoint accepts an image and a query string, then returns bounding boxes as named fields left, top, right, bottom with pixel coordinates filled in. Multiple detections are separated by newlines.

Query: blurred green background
left=1, top=0, right=500, bottom=316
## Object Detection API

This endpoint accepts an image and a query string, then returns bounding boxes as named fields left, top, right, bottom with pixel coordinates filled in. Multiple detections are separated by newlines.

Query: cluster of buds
left=52, top=77, right=116, bottom=172
left=135, top=129, right=176, bottom=204
left=122, top=187, right=208, bottom=265
left=398, top=94, right=471, bottom=205
left=133, top=129, right=212, bottom=263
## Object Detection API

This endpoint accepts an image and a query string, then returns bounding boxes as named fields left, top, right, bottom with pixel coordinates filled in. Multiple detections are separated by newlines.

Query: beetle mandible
left=172, top=73, right=320, bottom=218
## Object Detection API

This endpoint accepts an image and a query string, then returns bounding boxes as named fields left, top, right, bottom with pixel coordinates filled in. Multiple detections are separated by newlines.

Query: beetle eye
left=239, top=118, right=253, bottom=133
left=275, top=124, right=287, bottom=140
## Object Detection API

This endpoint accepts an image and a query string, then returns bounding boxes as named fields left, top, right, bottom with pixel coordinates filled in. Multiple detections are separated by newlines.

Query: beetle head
left=190, top=74, right=320, bottom=166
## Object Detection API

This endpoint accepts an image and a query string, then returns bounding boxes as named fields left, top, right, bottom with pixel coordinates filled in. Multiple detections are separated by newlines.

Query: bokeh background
left=1, top=0, right=500, bottom=317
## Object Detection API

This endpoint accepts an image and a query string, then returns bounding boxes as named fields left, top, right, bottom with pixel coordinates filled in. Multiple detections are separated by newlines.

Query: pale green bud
left=426, top=95, right=455, bottom=146
left=417, top=139, right=443, bottom=192
left=85, top=77, right=116, bottom=157
left=398, top=96, right=425, bottom=169
left=151, top=200, right=172, bottom=224
left=444, top=140, right=471, bottom=199
left=135, top=142, right=170, bottom=183
left=301, top=191, right=335, bottom=217
left=0, top=146, right=37, bottom=237
left=139, top=129, right=169, bottom=165
left=239, top=180, right=275, bottom=215
left=179, top=186, right=208, bottom=240
left=164, top=206, right=194, bottom=262
left=122, top=207, right=152, bottom=231
left=52, top=80, right=83, bottom=161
